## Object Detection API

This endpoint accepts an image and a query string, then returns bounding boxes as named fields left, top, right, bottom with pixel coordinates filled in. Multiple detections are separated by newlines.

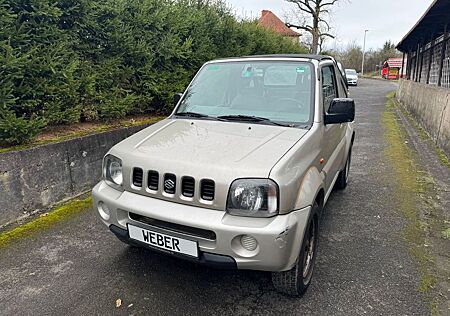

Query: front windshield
left=175, top=61, right=314, bottom=125
left=345, top=69, right=357, bottom=75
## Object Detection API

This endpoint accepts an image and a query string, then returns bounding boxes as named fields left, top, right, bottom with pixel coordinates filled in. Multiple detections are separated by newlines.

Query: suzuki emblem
left=164, top=179, right=175, bottom=190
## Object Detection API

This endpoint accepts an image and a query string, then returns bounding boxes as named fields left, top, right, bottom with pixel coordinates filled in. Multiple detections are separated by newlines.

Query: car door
left=320, top=63, right=345, bottom=192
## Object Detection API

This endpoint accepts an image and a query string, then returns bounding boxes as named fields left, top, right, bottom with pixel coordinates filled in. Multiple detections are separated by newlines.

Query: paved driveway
left=0, top=79, right=430, bottom=315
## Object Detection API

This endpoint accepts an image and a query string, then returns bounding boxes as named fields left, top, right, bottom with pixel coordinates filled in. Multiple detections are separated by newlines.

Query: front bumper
left=109, top=224, right=238, bottom=269
left=93, top=181, right=311, bottom=272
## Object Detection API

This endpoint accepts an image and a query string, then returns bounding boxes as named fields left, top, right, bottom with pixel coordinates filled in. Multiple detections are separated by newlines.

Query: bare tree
left=285, top=0, right=341, bottom=54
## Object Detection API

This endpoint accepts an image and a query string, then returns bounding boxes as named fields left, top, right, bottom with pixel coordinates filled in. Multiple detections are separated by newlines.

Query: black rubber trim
left=129, top=212, right=216, bottom=241
left=109, top=225, right=237, bottom=269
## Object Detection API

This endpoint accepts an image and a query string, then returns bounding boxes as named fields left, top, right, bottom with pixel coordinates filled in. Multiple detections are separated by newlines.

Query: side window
left=336, top=70, right=348, bottom=98
left=321, top=65, right=338, bottom=112
left=339, top=77, right=348, bottom=98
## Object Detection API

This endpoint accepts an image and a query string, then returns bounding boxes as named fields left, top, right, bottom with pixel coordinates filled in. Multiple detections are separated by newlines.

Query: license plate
left=128, top=224, right=198, bottom=258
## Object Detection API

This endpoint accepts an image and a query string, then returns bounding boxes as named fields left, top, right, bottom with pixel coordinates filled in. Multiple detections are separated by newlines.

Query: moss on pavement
left=0, top=196, right=92, bottom=248
left=382, top=92, right=446, bottom=314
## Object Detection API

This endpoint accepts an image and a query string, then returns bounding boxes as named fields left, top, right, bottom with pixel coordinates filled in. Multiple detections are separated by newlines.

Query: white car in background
left=345, top=69, right=358, bottom=86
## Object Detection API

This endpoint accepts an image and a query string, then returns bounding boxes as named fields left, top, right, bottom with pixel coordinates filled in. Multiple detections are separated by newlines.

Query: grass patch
left=0, top=196, right=92, bottom=248
left=442, top=227, right=450, bottom=239
left=435, top=148, right=450, bottom=169
left=0, top=115, right=164, bottom=154
left=442, top=220, right=450, bottom=240
left=382, top=93, right=437, bottom=294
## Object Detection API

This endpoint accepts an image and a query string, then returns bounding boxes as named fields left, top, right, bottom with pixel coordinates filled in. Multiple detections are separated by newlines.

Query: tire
left=335, top=147, right=352, bottom=190
left=272, top=203, right=319, bottom=297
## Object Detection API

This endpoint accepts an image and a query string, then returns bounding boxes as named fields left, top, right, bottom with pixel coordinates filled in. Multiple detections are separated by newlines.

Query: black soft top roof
left=212, top=54, right=334, bottom=62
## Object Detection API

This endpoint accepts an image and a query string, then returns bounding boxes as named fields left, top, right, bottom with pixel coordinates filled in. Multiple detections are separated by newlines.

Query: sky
left=225, top=0, right=435, bottom=50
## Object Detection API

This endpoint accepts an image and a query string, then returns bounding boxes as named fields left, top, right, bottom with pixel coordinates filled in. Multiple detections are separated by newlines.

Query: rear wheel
left=335, top=147, right=352, bottom=190
left=272, top=203, right=319, bottom=296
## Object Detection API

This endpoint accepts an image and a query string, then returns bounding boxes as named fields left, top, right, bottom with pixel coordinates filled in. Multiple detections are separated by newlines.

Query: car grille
left=163, top=173, right=176, bottom=194
left=129, top=212, right=217, bottom=240
left=132, top=168, right=143, bottom=187
left=181, top=177, right=195, bottom=197
left=147, top=170, right=159, bottom=191
left=200, top=179, right=215, bottom=201
left=130, top=167, right=216, bottom=202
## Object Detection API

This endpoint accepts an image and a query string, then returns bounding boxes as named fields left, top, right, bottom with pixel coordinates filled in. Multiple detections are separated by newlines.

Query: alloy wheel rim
left=345, top=153, right=351, bottom=180
left=302, top=219, right=316, bottom=280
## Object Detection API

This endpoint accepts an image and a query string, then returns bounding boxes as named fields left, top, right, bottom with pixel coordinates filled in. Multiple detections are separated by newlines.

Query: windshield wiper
left=174, top=112, right=211, bottom=118
left=216, top=115, right=292, bottom=127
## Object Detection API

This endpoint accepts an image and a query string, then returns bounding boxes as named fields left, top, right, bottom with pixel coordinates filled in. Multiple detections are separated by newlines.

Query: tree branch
left=285, top=0, right=314, bottom=15
left=286, top=23, right=313, bottom=33
left=285, top=0, right=341, bottom=54
left=319, top=33, right=335, bottom=39
left=318, top=17, right=331, bottom=30
left=319, top=0, right=338, bottom=8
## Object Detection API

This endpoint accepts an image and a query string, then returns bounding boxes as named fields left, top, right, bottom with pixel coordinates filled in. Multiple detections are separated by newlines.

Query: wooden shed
left=381, top=58, right=407, bottom=80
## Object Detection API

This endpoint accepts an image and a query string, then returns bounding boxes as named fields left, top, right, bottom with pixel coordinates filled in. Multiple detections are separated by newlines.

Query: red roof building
left=258, top=10, right=300, bottom=41
left=382, top=57, right=408, bottom=79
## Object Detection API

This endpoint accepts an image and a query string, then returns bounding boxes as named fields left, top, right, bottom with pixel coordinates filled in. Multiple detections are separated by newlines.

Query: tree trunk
left=311, top=31, right=319, bottom=54
left=311, top=16, right=319, bottom=54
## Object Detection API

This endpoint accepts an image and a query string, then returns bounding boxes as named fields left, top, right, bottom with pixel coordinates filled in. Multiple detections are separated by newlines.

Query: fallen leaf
left=116, top=299, right=122, bottom=308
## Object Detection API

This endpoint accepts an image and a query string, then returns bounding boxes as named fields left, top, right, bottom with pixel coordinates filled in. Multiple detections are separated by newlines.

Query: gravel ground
left=0, top=79, right=431, bottom=315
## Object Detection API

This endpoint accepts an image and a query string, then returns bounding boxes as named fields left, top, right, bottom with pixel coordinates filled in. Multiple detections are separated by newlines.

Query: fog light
left=240, top=235, right=258, bottom=251
left=98, top=201, right=110, bottom=221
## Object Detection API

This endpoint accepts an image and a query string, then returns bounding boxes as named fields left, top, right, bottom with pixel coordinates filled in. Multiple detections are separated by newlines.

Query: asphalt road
left=0, top=79, right=430, bottom=315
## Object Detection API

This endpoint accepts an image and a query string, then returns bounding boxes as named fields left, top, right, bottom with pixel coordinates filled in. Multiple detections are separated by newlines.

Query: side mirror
left=324, top=98, right=355, bottom=125
left=174, top=93, right=183, bottom=106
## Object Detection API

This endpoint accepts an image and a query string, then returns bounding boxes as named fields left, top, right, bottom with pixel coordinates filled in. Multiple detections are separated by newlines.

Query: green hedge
left=0, top=0, right=306, bottom=145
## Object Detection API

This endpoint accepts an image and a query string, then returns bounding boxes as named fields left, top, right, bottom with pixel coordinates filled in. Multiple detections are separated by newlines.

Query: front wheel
left=271, top=204, right=319, bottom=296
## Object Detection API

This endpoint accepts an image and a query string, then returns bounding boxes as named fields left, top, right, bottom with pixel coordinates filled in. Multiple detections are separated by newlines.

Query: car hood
left=111, top=118, right=308, bottom=179
left=347, top=75, right=358, bottom=79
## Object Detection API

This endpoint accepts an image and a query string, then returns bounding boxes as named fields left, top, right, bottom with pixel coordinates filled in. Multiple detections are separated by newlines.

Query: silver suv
left=93, top=55, right=355, bottom=296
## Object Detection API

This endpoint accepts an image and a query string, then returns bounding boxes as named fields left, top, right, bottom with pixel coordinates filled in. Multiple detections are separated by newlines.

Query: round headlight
left=109, top=161, right=123, bottom=185
left=103, top=155, right=123, bottom=188
left=227, top=179, right=278, bottom=218
left=231, top=184, right=264, bottom=211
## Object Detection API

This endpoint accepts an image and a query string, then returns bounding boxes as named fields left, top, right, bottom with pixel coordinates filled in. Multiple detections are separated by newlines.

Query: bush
left=0, top=0, right=307, bottom=145
left=0, top=111, right=46, bottom=145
